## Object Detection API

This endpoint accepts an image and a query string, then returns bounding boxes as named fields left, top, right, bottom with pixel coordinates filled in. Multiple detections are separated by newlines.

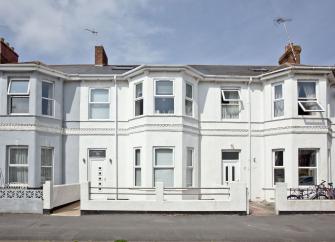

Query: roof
left=189, top=65, right=278, bottom=76
left=48, top=64, right=139, bottom=75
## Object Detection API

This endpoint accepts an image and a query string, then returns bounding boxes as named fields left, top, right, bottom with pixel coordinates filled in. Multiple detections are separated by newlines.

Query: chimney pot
left=278, top=43, right=301, bottom=65
left=95, top=46, right=108, bottom=66
left=0, top=38, right=19, bottom=64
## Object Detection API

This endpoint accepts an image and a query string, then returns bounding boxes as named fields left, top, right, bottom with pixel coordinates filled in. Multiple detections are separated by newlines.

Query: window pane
left=41, top=148, right=53, bottom=166
left=41, top=167, right=52, bottom=184
left=135, top=83, right=143, bottom=98
left=225, top=166, right=229, bottom=181
left=299, top=169, right=316, bottom=185
left=42, top=98, right=54, bottom=116
left=135, top=99, right=143, bottom=116
left=274, top=85, right=282, bottom=99
left=222, top=104, right=239, bottom=119
left=186, top=168, right=193, bottom=187
left=274, top=169, right=285, bottom=183
left=232, top=166, right=235, bottom=181
left=10, top=148, right=28, bottom=164
left=89, top=150, right=106, bottom=158
left=274, top=100, right=284, bottom=117
left=222, top=152, right=239, bottom=160
left=298, top=82, right=316, bottom=99
left=223, top=90, right=239, bottom=100
left=9, top=167, right=28, bottom=184
left=154, top=169, right=173, bottom=187
left=135, top=149, right=141, bottom=166
left=299, top=150, right=317, bottom=167
left=89, top=104, right=109, bottom=119
left=186, top=83, right=193, bottom=99
left=90, top=89, right=109, bottom=102
left=274, top=151, right=283, bottom=166
left=9, top=80, right=29, bottom=94
left=187, top=149, right=193, bottom=166
left=156, top=81, right=173, bottom=95
left=155, top=149, right=173, bottom=166
left=155, top=97, right=174, bottom=114
left=135, top=168, right=141, bottom=186
left=10, top=97, right=29, bottom=113
left=42, top=82, right=54, bottom=98
left=185, top=99, right=193, bottom=116
left=299, top=101, right=323, bottom=111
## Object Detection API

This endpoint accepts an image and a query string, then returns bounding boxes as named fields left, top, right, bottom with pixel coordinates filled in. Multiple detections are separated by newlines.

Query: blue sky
left=0, top=0, right=334, bottom=65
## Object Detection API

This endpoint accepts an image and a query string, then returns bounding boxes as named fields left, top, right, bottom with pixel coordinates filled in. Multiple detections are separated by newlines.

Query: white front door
left=222, top=151, right=240, bottom=185
left=88, top=149, right=107, bottom=195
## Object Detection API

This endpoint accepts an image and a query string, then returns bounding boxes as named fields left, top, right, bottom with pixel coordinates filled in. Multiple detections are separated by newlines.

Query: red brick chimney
left=0, top=38, right=19, bottom=64
left=278, top=43, right=301, bottom=65
left=95, top=46, right=108, bottom=66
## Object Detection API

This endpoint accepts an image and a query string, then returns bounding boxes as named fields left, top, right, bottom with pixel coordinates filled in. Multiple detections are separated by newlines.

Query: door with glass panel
left=222, top=151, right=240, bottom=185
left=88, top=149, right=107, bottom=196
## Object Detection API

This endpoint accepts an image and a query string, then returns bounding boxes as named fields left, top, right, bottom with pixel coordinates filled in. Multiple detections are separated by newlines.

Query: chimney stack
left=278, top=43, right=301, bottom=65
left=0, top=38, right=19, bottom=64
left=95, top=46, right=108, bottom=66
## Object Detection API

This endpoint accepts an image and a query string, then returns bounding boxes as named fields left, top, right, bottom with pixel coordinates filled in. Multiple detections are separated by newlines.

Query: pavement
left=0, top=213, right=335, bottom=241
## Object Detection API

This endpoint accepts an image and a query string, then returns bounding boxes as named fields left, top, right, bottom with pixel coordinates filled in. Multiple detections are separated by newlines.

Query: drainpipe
left=114, top=75, right=119, bottom=200
left=248, top=77, right=253, bottom=200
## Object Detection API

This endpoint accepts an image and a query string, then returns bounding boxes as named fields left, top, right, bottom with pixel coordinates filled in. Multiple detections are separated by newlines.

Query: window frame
left=186, top=147, right=194, bottom=187
left=41, top=80, right=55, bottom=117
left=154, top=80, right=175, bottom=115
left=221, top=88, right=241, bottom=120
left=272, top=149, right=285, bottom=186
left=153, top=147, right=175, bottom=187
left=273, top=82, right=284, bottom=118
left=41, top=147, right=54, bottom=185
left=134, top=82, right=144, bottom=117
left=185, top=82, right=193, bottom=117
left=88, top=87, right=111, bottom=120
left=7, top=146, right=29, bottom=186
left=7, top=78, right=30, bottom=115
left=88, top=148, right=107, bottom=160
left=134, top=147, right=142, bottom=187
left=297, top=80, right=324, bottom=115
left=298, top=148, right=318, bottom=186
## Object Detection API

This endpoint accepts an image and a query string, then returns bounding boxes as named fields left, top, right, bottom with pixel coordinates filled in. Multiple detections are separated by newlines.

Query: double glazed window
left=134, top=148, right=141, bottom=186
left=135, top=83, right=143, bottom=116
left=186, top=148, right=194, bottom=187
left=89, top=88, right=110, bottom=119
left=185, top=83, right=193, bottom=116
left=221, top=89, right=241, bottom=119
left=154, top=148, right=174, bottom=187
left=273, top=150, right=285, bottom=185
left=42, top=81, right=55, bottom=116
left=7, top=146, right=28, bottom=185
left=298, top=149, right=317, bottom=185
left=297, top=81, right=324, bottom=115
left=273, top=83, right=284, bottom=117
left=7, top=79, right=30, bottom=114
left=41, top=147, right=53, bottom=185
left=155, top=80, right=174, bottom=114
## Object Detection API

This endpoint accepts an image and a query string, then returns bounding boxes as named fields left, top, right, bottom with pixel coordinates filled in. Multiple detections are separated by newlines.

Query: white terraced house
left=0, top=38, right=335, bottom=213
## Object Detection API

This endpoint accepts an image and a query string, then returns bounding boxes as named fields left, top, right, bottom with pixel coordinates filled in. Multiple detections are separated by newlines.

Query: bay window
left=297, top=81, right=324, bottom=115
left=135, top=82, right=143, bottom=116
left=273, top=150, right=285, bottom=185
left=221, top=89, right=241, bottom=119
left=41, top=147, right=53, bottom=185
left=42, top=81, right=55, bottom=116
left=7, top=79, right=30, bottom=114
left=185, top=83, right=193, bottom=116
left=273, top=83, right=284, bottom=117
left=89, top=88, right=110, bottom=119
left=155, top=80, right=174, bottom=114
left=7, top=146, right=28, bottom=185
left=154, top=148, right=174, bottom=187
left=298, top=149, right=317, bottom=185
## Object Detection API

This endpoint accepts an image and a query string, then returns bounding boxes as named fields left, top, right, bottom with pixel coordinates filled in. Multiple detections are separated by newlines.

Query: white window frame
left=273, top=83, right=284, bottom=118
left=41, top=147, right=54, bottom=185
left=7, top=146, right=29, bottom=186
left=154, top=80, right=174, bottom=115
left=221, top=88, right=241, bottom=120
left=134, top=147, right=142, bottom=187
left=297, top=80, right=324, bottom=114
left=88, top=88, right=110, bottom=120
left=153, top=147, right=175, bottom=187
left=7, top=78, right=30, bottom=115
left=41, top=80, right=55, bottom=117
left=186, top=147, right=194, bottom=187
left=88, top=148, right=107, bottom=160
left=272, top=149, right=285, bottom=186
left=298, top=148, right=318, bottom=186
left=134, top=82, right=144, bottom=117
left=221, top=150, right=240, bottom=184
left=185, top=82, right=193, bottom=117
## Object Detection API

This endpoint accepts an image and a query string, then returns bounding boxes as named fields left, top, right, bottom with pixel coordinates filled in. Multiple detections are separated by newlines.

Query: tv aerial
left=84, top=28, right=98, bottom=35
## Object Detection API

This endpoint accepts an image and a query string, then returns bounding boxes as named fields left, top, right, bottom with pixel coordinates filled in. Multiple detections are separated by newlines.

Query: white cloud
left=0, top=0, right=169, bottom=64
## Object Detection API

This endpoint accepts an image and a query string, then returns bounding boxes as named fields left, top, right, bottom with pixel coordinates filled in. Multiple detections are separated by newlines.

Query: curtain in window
left=10, top=148, right=28, bottom=164
left=222, top=104, right=239, bottom=119
left=274, top=85, right=282, bottom=99
left=90, top=104, right=110, bottom=119
left=9, top=148, right=28, bottom=184
left=155, top=149, right=173, bottom=165
left=298, top=82, right=316, bottom=99
left=156, top=81, right=173, bottom=95
left=91, top=89, right=109, bottom=102
left=154, top=169, right=174, bottom=187
left=274, top=100, right=284, bottom=117
left=224, top=90, right=239, bottom=100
